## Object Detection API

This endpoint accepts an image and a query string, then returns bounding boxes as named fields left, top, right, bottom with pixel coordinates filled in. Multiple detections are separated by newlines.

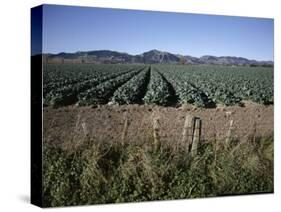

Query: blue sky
left=42, top=4, right=274, bottom=61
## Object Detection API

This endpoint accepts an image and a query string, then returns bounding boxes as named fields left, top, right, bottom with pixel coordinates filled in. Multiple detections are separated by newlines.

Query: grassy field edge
left=42, top=135, right=273, bottom=207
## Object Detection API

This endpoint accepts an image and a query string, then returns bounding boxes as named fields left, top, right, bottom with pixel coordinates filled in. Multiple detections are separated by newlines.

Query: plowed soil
left=43, top=102, right=273, bottom=148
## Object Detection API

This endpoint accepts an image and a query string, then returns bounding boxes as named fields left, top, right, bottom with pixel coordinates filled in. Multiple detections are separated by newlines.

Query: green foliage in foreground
left=43, top=137, right=273, bottom=207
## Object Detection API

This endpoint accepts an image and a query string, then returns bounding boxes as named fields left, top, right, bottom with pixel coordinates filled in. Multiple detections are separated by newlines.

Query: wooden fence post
left=153, top=116, right=160, bottom=148
left=121, top=112, right=129, bottom=145
left=181, top=114, right=195, bottom=152
left=252, top=120, right=257, bottom=143
left=225, top=120, right=234, bottom=145
left=191, top=118, right=201, bottom=157
left=81, top=121, right=89, bottom=137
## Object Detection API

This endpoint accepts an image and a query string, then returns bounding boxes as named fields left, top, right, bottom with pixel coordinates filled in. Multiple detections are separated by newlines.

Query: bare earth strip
left=43, top=102, right=273, bottom=148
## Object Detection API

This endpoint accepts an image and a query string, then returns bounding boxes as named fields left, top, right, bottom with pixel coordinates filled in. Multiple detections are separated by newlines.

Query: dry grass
left=42, top=131, right=273, bottom=207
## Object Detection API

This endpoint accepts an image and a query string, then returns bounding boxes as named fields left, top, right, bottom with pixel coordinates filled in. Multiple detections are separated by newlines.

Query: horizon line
left=41, top=49, right=274, bottom=62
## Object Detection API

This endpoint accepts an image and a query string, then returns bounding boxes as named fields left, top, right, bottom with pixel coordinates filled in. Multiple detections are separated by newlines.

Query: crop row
left=77, top=68, right=144, bottom=106
left=158, top=68, right=213, bottom=107
left=43, top=64, right=273, bottom=108
left=44, top=65, right=145, bottom=107
left=157, top=65, right=273, bottom=106
left=111, top=67, right=150, bottom=104
left=143, top=67, right=174, bottom=106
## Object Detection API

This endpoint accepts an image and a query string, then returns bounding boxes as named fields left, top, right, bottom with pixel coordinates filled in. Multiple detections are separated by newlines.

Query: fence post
left=191, top=118, right=201, bottom=157
left=181, top=114, right=195, bottom=152
left=153, top=116, right=160, bottom=148
left=253, top=120, right=257, bottom=143
left=121, top=112, right=129, bottom=145
left=225, top=120, right=234, bottom=145
left=81, top=119, right=90, bottom=146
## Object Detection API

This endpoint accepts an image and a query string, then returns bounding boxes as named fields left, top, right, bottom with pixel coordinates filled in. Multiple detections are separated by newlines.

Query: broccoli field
left=43, top=64, right=273, bottom=108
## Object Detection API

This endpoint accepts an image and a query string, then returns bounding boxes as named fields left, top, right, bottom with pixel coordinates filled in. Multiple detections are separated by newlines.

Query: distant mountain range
left=45, top=49, right=273, bottom=66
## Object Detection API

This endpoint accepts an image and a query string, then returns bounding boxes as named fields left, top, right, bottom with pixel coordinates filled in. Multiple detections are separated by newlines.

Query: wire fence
left=44, top=109, right=274, bottom=148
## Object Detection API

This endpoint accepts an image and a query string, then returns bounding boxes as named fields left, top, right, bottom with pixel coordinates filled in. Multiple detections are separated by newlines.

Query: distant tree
left=250, top=64, right=258, bottom=67
left=179, top=57, right=187, bottom=65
